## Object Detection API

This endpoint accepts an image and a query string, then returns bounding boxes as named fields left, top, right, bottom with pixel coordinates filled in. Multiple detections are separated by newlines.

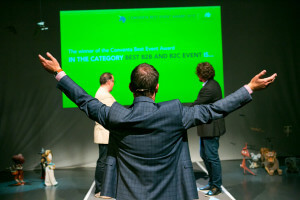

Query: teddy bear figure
left=285, top=157, right=299, bottom=173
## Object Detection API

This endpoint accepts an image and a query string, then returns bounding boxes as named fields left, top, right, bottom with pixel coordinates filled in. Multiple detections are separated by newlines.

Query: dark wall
left=0, top=0, right=299, bottom=170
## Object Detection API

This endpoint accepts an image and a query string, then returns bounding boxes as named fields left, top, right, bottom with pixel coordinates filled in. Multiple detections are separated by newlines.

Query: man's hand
left=38, top=52, right=61, bottom=74
left=248, top=70, right=277, bottom=91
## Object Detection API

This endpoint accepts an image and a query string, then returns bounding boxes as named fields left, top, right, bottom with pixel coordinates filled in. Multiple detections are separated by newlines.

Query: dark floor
left=220, top=160, right=300, bottom=200
left=0, top=168, right=94, bottom=200
left=0, top=160, right=299, bottom=200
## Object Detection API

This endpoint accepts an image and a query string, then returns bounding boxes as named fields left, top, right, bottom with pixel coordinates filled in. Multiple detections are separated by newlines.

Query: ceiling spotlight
left=37, top=21, right=48, bottom=31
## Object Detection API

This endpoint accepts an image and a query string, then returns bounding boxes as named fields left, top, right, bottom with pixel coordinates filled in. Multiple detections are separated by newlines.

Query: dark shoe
left=205, top=187, right=222, bottom=196
left=198, top=184, right=213, bottom=191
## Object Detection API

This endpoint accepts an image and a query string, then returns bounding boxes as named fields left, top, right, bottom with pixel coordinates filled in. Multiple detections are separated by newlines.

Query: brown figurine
left=9, top=154, right=25, bottom=185
left=260, top=147, right=270, bottom=165
left=261, top=148, right=282, bottom=175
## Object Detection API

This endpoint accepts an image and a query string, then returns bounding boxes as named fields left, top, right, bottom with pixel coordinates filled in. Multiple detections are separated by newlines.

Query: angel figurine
left=44, top=150, right=58, bottom=186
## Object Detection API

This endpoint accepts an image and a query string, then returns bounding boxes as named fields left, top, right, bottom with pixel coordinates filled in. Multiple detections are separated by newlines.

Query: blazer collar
left=133, top=96, right=155, bottom=104
left=203, top=78, right=214, bottom=87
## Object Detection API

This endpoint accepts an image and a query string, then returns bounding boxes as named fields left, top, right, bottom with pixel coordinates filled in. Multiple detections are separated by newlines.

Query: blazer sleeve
left=182, top=86, right=252, bottom=129
left=57, top=75, right=110, bottom=128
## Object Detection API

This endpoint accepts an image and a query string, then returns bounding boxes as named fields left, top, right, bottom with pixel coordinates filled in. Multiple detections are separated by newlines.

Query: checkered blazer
left=57, top=76, right=252, bottom=200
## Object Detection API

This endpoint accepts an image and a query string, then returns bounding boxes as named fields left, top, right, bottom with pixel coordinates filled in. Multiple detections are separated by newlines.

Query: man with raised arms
left=38, top=52, right=276, bottom=200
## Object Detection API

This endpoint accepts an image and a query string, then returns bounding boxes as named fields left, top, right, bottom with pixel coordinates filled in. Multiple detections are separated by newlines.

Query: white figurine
left=44, top=150, right=58, bottom=186
left=249, top=153, right=261, bottom=169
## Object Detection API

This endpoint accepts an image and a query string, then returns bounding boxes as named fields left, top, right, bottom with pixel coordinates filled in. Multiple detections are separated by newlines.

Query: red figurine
left=240, top=143, right=256, bottom=175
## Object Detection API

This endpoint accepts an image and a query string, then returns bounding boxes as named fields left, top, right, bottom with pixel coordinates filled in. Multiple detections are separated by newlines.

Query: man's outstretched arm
left=38, top=52, right=110, bottom=128
left=182, top=70, right=277, bottom=129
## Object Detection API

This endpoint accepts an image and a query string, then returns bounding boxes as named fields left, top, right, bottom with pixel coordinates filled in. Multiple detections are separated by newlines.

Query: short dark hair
left=196, top=62, right=215, bottom=80
left=130, top=63, right=159, bottom=97
left=100, top=72, right=113, bottom=85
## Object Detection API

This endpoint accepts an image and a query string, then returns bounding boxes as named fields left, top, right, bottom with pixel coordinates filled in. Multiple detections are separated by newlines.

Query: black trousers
left=95, top=144, right=108, bottom=193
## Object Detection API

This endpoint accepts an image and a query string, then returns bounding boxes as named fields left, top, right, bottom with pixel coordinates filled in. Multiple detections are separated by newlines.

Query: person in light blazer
left=94, top=72, right=115, bottom=199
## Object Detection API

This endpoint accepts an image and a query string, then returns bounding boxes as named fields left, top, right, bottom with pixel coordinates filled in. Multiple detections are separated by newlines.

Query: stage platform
left=0, top=160, right=299, bottom=200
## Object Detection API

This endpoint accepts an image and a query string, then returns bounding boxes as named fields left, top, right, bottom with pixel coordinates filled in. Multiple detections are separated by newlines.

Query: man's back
left=57, top=75, right=253, bottom=200
left=103, top=96, right=198, bottom=200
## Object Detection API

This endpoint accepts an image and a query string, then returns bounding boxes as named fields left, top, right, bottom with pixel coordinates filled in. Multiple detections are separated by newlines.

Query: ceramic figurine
left=44, top=150, right=58, bottom=186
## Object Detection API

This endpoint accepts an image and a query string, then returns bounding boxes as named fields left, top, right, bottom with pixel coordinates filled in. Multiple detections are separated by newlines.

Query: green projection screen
left=60, top=6, right=224, bottom=108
